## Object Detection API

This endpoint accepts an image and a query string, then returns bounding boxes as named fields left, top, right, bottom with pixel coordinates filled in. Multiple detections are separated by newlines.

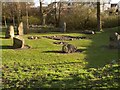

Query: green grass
left=1, top=27, right=119, bottom=89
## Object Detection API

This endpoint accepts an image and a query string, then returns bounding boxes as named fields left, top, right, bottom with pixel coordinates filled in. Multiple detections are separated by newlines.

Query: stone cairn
left=109, top=32, right=120, bottom=49
left=5, top=25, right=14, bottom=38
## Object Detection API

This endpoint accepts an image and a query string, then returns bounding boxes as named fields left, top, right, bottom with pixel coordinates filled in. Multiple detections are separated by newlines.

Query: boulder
left=13, top=36, right=24, bottom=48
left=109, top=32, right=120, bottom=48
left=62, top=44, right=77, bottom=53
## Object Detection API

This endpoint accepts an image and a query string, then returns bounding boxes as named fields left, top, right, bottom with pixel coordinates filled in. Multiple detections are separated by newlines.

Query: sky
left=34, top=0, right=56, bottom=7
left=110, top=0, right=120, bottom=3
left=34, top=0, right=120, bottom=7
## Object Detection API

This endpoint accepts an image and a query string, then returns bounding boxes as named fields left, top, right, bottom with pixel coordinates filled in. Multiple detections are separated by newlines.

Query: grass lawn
left=1, top=27, right=119, bottom=89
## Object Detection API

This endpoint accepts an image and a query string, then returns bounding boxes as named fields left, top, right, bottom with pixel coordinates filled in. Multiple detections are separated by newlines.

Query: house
left=118, top=1, right=120, bottom=11
left=47, top=0, right=120, bottom=13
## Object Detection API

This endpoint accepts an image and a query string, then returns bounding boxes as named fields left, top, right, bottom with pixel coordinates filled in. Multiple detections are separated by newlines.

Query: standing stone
left=5, top=25, right=14, bottom=38
left=18, top=22, right=24, bottom=35
left=60, top=21, right=66, bottom=33
left=63, top=22, right=66, bottom=32
left=13, top=36, right=24, bottom=48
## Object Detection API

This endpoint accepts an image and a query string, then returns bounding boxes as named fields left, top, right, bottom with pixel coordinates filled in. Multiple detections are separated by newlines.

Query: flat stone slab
left=13, top=36, right=30, bottom=49
left=82, top=30, right=95, bottom=34
left=13, top=36, right=24, bottom=49
left=53, top=41, right=68, bottom=45
left=43, top=35, right=90, bottom=41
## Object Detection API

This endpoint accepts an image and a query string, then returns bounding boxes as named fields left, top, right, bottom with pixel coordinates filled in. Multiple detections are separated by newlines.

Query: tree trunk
left=43, top=14, right=46, bottom=25
left=39, top=0, right=43, bottom=25
left=12, top=3, right=15, bottom=27
left=18, top=4, right=20, bottom=24
left=26, top=2, right=29, bottom=34
left=4, top=16, right=7, bottom=28
left=97, top=1, right=102, bottom=31
left=12, top=16, right=15, bottom=27
left=58, top=1, right=62, bottom=26
left=54, top=1, right=58, bottom=27
left=17, top=2, right=21, bottom=35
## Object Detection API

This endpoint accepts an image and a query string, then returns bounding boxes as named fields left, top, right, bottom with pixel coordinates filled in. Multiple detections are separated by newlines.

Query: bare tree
left=2, top=3, right=7, bottom=28
left=17, top=2, right=21, bottom=25
left=97, top=0, right=101, bottom=31
left=54, top=0, right=58, bottom=27
left=54, top=0, right=62, bottom=27
left=58, top=0, right=62, bottom=27
left=25, top=2, right=29, bottom=33
left=39, top=0, right=44, bottom=25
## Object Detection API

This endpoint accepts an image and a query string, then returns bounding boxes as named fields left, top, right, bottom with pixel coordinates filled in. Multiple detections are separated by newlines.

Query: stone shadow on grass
left=84, top=28, right=119, bottom=68
left=42, top=48, right=86, bottom=54
left=43, top=51, right=63, bottom=53
left=0, top=45, right=13, bottom=49
left=0, top=37, right=8, bottom=39
left=0, top=45, right=30, bottom=49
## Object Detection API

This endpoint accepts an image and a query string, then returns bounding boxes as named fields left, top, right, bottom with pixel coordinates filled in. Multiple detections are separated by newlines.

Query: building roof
left=110, top=0, right=120, bottom=4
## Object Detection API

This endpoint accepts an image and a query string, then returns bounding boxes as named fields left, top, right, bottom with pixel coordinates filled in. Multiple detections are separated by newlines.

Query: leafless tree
left=97, top=0, right=102, bottom=31
left=39, top=0, right=44, bottom=25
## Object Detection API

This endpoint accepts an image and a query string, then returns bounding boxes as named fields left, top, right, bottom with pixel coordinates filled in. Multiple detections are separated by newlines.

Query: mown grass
left=1, top=27, right=119, bottom=89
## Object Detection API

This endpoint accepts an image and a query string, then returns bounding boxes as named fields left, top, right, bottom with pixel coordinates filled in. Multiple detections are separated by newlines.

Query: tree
left=2, top=1, right=34, bottom=28
left=54, top=0, right=62, bottom=27
left=58, top=0, right=62, bottom=27
left=97, top=0, right=102, bottom=31
left=61, top=4, right=97, bottom=30
left=54, top=0, right=58, bottom=27
left=2, top=2, right=19, bottom=27
left=39, top=0, right=43, bottom=25
left=25, top=2, right=29, bottom=34
left=2, top=3, right=7, bottom=27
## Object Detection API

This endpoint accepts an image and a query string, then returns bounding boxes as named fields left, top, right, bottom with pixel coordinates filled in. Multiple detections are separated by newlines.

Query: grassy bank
left=1, top=27, right=119, bottom=89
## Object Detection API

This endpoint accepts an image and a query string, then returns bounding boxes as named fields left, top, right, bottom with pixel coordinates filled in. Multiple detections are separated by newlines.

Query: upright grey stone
left=60, top=21, right=66, bottom=33
left=18, top=22, right=24, bottom=35
left=63, top=22, right=66, bottom=32
left=5, top=25, right=14, bottom=38
left=13, top=36, right=24, bottom=48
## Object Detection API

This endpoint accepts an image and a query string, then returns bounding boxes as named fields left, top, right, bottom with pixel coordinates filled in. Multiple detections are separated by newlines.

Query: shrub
left=61, top=5, right=97, bottom=31
left=102, top=14, right=120, bottom=28
left=22, top=16, right=40, bottom=25
left=60, top=5, right=120, bottom=32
